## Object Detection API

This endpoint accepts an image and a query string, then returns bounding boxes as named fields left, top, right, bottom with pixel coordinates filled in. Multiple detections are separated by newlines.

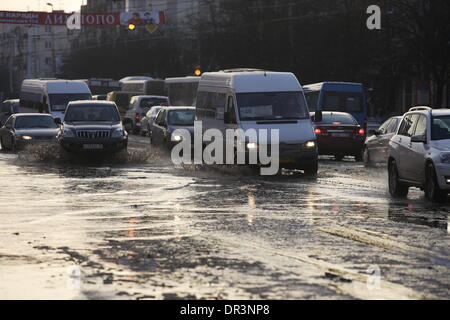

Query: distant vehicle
left=140, top=106, right=163, bottom=137
left=92, top=95, right=107, bottom=100
left=0, top=114, right=59, bottom=151
left=20, top=79, right=92, bottom=119
left=106, top=91, right=140, bottom=117
left=303, top=82, right=368, bottom=129
left=57, top=101, right=128, bottom=153
left=165, top=76, right=200, bottom=106
left=311, top=111, right=365, bottom=161
left=388, top=106, right=450, bottom=202
left=84, top=78, right=121, bottom=95
left=0, top=99, right=20, bottom=126
left=363, top=116, right=401, bottom=165
left=196, top=69, right=318, bottom=174
left=123, top=95, right=170, bottom=134
left=119, top=76, right=153, bottom=84
left=150, top=106, right=195, bottom=150
left=121, top=79, right=165, bottom=96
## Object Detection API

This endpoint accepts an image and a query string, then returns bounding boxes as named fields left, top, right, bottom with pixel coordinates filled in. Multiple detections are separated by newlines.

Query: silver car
left=140, top=106, right=162, bottom=137
left=388, top=107, right=450, bottom=202
left=363, top=116, right=401, bottom=165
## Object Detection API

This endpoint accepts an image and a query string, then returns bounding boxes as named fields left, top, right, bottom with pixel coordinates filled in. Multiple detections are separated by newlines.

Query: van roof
left=21, top=79, right=91, bottom=94
left=165, top=76, right=200, bottom=83
left=199, top=71, right=302, bottom=93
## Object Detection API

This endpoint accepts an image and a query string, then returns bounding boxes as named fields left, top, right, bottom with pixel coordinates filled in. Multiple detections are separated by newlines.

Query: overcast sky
left=1, top=0, right=84, bottom=12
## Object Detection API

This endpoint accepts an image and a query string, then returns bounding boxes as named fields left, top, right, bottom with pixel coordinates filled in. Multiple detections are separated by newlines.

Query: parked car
left=363, top=116, right=401, bottom=165
left=140, top=106, right=163, bottom=137
left=149, top=106, right=195, bottom=150
left=311, top=111, right=365, bottom=161
left=123, top=95, right=169, bottom=134
left=57, top=101, right=128, bottom=153
left=0, top=99, right=20, bottom=126
left=388, top=106, right=450, bottom=202
left=0, top=114, right=59, bottom=151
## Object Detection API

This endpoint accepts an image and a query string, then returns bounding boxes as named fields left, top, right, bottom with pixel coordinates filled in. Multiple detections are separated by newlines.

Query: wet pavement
left=0, top=136, right=449, bottom=299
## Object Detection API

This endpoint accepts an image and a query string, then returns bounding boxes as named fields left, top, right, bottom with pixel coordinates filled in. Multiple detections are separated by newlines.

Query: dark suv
left=57, top=101, right=128, bottom=153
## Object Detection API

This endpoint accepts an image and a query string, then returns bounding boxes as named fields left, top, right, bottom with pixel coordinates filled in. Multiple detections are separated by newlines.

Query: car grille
left=76, top=130, right=110, bottom=139
left=34, top=136, right=54, bottom=141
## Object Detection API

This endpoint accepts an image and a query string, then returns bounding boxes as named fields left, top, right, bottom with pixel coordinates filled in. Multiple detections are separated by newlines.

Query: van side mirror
left=54, top=118, right=62, bottom=125
left=411, top=134, right=426, bottom=143
left=314, top=110, right=322, bottom=122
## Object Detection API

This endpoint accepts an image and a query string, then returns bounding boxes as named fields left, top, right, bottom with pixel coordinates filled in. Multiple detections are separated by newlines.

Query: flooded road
left=0, top=136, right=449, bottom=299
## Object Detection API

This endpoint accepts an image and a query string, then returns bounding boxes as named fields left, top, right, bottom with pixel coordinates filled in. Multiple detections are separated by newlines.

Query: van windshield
left=49, top=93, right=92, bottom=112
left=236, top=92, right=309, bottom=121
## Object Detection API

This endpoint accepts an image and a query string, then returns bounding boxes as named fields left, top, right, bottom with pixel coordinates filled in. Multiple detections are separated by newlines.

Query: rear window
left=318, top=113, right=357, bottom=125
left=140, top=98, right=168, bottom=109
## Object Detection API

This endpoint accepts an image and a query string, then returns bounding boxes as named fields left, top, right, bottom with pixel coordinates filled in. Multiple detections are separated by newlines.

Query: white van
left=20, top=79, right=92, bottom=119
left=195, top=69, right=318, bottom=174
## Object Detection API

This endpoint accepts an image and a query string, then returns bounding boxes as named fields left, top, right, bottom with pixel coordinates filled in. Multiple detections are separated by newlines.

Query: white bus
left=20, top=79, right=92, bottom=119
left=121, top=79, right=165, bottom=96
left=165, top=76, right=200, bottom=106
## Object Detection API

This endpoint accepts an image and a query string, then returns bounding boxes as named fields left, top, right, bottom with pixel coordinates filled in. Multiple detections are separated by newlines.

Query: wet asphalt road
left=0, top=136, right=449, bottom=300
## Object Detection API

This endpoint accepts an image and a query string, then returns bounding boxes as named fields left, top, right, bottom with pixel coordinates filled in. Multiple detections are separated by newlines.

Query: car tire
left=304, top=162, right=318, bottom=177
left=425, top=163, right=447, bottom=202
left=388, top=160, right=409, bottom=198
left=363, top=147, right=372, bottom=166
left=355, top=151, right=363, bottom=162
left=335, top=154, right=344, bottom=161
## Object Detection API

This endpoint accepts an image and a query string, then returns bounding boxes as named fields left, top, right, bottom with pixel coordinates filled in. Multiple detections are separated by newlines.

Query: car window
left=378, top=119, right=392, bottom=134
left=168, top=110, right=195, bottom=126
left=317, top=113, right=357, bottom=125
left=14, top=116, right=58, bottom=129
left=387, top=118, right=399, bottom=133
left=398, top=114, right=419, bottom=137
left=414, top=115, right=427, bottom=137
left=431, top=116, right=450, bottom=140
left=155, top=109, right=166, bottom=125
left=4, top=116, right=14, bottom=128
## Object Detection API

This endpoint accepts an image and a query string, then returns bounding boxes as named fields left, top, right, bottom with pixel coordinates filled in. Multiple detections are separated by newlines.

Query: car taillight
left=134, top=113, right=141, bottom=120
left=356, top=128, right=365, bottom=135
left=314, top=128, right=322, bottom=134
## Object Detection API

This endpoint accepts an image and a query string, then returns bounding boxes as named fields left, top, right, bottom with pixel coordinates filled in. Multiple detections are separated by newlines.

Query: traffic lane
left=0, top=136, right=448, bottom=299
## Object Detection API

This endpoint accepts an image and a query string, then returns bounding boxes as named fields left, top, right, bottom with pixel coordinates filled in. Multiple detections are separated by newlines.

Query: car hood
left=167, top=125, right=194, bottom=135
left=15, top=128, right=59, bottom=136
left=63, top=122, right=122, bottom=131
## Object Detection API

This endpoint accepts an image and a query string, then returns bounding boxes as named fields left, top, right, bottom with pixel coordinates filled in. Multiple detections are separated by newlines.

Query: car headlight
left=172, top=135, right=183, bottom=142
left=20, top=135, right=33, bottom=140
left=111, top=129, right=126, bottom=138
left=304, top=140, right=316, bottom=148
left=440, top=152, right=450, bottom=164
left=247, top=142, right=258, bottom=150
left=62, top=129, right=75, bottom=138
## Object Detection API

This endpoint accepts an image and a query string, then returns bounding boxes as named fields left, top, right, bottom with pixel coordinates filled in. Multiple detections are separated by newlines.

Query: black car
left=57, top=101, right=128, bottom=153
left=311, top=111, right=365, bottom=161
left=0, top=114, right=59, bottom=151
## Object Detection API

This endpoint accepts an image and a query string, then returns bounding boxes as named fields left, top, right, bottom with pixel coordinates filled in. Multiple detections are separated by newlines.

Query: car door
left=152, top=109, right=166, bottom=144
left=368, top=118, right=391, bottom=162
left=399, top=114, right=420, bottom=179
left=2, top=116, right=14, bottom=148
left=379, top=117, right=400, bottom=163
left=409, top=115, right=428, bottom=183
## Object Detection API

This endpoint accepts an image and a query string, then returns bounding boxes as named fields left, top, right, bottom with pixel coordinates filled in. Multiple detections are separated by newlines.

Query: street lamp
left=46, top=3, right=54, bottom=12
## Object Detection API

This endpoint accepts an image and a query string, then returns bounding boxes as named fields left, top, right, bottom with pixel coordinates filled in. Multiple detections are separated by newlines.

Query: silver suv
left=388, top=106, right=450, bottom=202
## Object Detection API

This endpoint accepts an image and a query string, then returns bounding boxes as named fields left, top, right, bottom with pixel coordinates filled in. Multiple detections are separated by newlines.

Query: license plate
left=331, top=133, right=350, bottom=138
left=280, top=157, right=296, bottom=164
left=83, top=144, right=103, bottom=150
